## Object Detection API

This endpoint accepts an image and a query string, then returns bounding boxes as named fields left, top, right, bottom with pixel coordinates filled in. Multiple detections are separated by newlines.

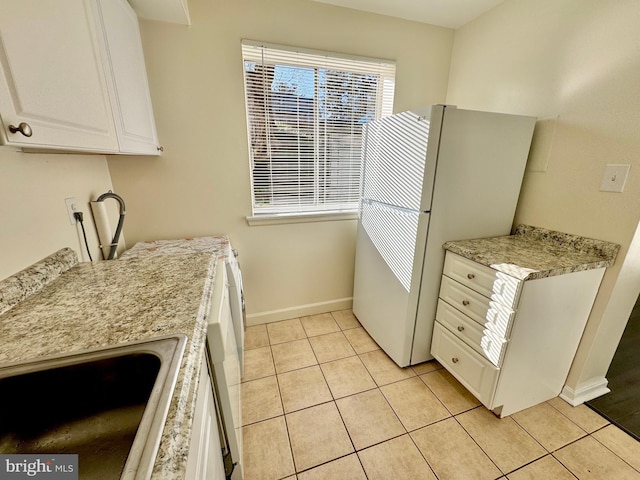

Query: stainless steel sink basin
left=0, top=334, right=187, bottom=480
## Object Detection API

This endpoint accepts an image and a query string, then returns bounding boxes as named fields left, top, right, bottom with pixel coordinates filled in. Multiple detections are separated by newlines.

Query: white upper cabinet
left=0, top=0, right=119, bottom=152
left=95, top=0, right=160, bottom=155
left=0, top=0, right=160, bottom=155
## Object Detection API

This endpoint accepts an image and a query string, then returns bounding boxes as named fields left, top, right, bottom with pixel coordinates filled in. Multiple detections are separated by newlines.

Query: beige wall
left=0, top=148, right=117, bottom=280
left=2, top=0, right=634, bottom=400
left=447, top=0, right=640, bottom=401
left=107, top=0, right=454, bottom=322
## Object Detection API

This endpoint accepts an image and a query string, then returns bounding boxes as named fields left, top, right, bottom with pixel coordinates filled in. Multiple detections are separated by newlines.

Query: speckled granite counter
left=120, top=235, right=231, bottom=260
left=444, top=224, right=620, bottom=281
left=0, top=248, right=79, bottom=316
left=0, top=249, right=218, bottom=479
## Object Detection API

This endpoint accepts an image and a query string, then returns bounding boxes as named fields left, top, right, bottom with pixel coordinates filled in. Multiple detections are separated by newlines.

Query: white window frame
left=241, top=40, right=396, bottom=224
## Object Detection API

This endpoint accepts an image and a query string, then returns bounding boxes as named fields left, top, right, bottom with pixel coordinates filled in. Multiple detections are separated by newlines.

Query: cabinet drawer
left=436, top=300, right=508, bottom=366
left=439, top=276, right=515, bottom=340
left=436, top=299, right=485, bottom=353
left=439, top=275, right=491, bottom=325
left=443, top=252, right=521, bottom=309
left=444, top=252, right=497, bottom=297
left=431, top=322, right=499, bottom=405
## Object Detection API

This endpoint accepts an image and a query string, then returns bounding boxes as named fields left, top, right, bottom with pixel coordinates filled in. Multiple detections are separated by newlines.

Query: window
left=241, top=41, right=395, bottom=218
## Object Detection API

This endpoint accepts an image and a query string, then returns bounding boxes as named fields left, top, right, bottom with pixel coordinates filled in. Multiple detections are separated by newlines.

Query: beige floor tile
left=554, top=435, right=639, bottom=479
left=506, top=455, right=576, bottom=480
left=278, top=365, right=332, bottom=413
left=343, top=327, right=380, bottom=354
left=411, top=360, right=443, bottom=376
left=320, top=355, right=377, bottom=399
left=297, top=454, right=366, bottom=480
left=243, top=346, right=275, bottom=381
left=511, top=401, right=586, bottom=451
left=331, top=309, right=361, bottom=330
left=336, top=389, right=405, bottom=450
left=308, top=331, right=356, bottom=363
left=411, top=417, right=502, bottom=480
left=380, top=377, right=450, bottom=431
left=592, top=425, right=640, bottom=471
left=358, top=434, right=436, bottom=480
left=242, top=416, right=295, bottom=480
left=546, top=397, right=609, bottom=433
left=300, top=312, right=341, bottom=337
left=243, top=311, right=640, bottom=480
left=266, top=318, right=307, bottom=345
left=456, top=407, right=546, bottom=474
left=244, top=324, right=270, bottom=350
left=420, top=369, right=481, bottom=414
left=286, top=402, right=354, bottom=471
left=271, top=339, right=318, bottom=373
left=359, top=349, right=416, bottom=386
left=242, top=375, right=283, bottom=425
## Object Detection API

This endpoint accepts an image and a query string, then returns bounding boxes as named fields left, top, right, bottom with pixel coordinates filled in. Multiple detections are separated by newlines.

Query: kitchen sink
left=0, top=334, right=187, bottom=480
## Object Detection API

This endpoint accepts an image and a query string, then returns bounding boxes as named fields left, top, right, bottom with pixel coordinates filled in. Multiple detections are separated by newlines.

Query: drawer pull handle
left=452, top=357, right=459, bottom=363
left=467, top=273, right=475, bottom=280
left=462, top=300, right=470, bottom=306
left=457, top=326, right=465, bottom=332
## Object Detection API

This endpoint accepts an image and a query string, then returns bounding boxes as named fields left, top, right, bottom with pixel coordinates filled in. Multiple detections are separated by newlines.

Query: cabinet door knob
left=452, top=357, right=459, bottom=363
left=8, top=122, right=33, bottom=137
left=462, top=300, right=470, bottom=306
left=457, top=325, right=465, bottom=332
left=467, top=273, right=475, bottom=279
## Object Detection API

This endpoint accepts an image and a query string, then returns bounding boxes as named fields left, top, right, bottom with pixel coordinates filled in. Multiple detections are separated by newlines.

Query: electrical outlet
left=64, top=197, right=78, bottom=225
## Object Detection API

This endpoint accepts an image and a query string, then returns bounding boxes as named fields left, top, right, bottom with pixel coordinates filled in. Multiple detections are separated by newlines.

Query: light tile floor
left=241, top=310, right=640, bottom=480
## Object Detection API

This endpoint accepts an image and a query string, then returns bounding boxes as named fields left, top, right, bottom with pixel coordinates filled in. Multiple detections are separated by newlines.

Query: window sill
left=246, top=211, right=358, bottom=226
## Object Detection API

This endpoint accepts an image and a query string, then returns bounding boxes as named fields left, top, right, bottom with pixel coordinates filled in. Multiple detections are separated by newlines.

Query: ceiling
left=308, top=0, right=505, bottom=29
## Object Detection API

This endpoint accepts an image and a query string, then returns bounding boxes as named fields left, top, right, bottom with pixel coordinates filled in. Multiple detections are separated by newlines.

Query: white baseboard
left=560, top=377, right=610, bottom=406
left=246, top=297, right=353, bottom=326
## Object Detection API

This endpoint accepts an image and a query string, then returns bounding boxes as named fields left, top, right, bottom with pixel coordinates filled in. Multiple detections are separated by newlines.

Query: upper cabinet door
left=95, top=0, right=160, bottom=155
left=0, top=0, right=119, bottom=152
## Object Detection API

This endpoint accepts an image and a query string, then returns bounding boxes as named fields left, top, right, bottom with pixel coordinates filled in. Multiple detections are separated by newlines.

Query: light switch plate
left=600, top=164, right=630, bottom=193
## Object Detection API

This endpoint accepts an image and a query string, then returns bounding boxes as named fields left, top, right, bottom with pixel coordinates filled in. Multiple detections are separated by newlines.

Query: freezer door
left=352, top=201, right=430, bottom=366
left=361, top=106, right=443, bottom=211
left=361, top=111, right=427, bottom=210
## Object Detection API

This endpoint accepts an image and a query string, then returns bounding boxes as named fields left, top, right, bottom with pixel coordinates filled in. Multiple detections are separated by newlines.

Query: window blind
left=241, top=40, right=396, bottom=216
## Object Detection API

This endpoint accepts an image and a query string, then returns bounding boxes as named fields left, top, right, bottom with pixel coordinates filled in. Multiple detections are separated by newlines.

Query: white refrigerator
left=353, top=105, right=536, bottom=367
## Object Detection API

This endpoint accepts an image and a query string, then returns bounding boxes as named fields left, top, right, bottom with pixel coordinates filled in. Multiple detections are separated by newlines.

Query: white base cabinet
left=431, top=251, right=605, bottom=417
left=188, top=260, right=244, bottom=479
left=0, top=0, right=159, bottom=154
left=185, top=357, right=226, bottom=480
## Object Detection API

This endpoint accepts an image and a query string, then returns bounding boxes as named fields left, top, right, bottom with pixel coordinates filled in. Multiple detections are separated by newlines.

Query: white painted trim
left=560, top=377, right=610, bottom=406
left=246, top=211, right=357, bottom=226
left=246, top=298, right=353, bottom=325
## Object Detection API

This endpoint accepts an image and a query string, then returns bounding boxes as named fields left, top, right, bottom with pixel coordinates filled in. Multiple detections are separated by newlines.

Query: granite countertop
left=0, top=244, right=222, bottom=479
left=120, top=235, right=232, bottom=260
left=443, top=224, right=620, bottom=281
